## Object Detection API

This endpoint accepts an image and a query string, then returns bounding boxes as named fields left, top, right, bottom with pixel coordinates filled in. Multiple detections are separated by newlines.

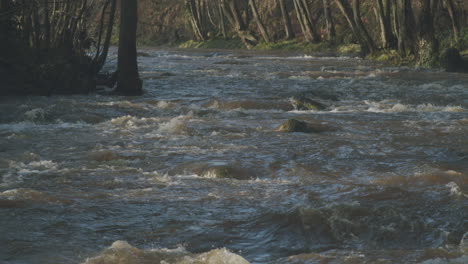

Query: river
left=1, top=48, right=467, bottom=264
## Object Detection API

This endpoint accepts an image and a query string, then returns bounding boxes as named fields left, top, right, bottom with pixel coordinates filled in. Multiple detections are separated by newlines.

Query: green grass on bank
left=178, top=38, right=361, bottom=56
left=178, top=38, right=244, bottom=49
left=366, top=49, right=414, bottom=66
left=174, top=33, right=468, bottom=68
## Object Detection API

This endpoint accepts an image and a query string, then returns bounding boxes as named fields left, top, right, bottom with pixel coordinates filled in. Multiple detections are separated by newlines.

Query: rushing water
left=1, top=48, right=468, bottom=264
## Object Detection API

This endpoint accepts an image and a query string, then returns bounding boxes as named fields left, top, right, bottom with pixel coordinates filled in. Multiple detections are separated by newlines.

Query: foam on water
left=156, top=100, right=176, bottom=109
left=96, top=100, right=148, bottom=110
left=446, top=182, right=468, bottom=199
left=8, top=159, right=59, bottom=172
left=82, top=240, right=249, bottom=264
left=0, top=188, right=70, bottom=205
left=157, top=114, right=192, bottom=134
left=23, top=108, right=47, bottom=121
left=366, top=101, right=467, bottom=113
left=108, top=115, right=161, bottom=129
left=1, top=159, right=61, bottom=187
left=420, top=256, right=468, bottom=264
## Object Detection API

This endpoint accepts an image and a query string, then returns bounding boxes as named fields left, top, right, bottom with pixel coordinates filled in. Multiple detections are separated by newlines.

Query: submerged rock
left=290, top=95, right=327, bottom=111
left=276, top=119, right=335, bottom=133
left=137, top=51, right=152, bottom=57
left=88, top=150, right=118, bottom=162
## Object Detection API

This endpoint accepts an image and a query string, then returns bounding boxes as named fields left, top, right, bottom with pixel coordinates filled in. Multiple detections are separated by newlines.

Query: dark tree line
left=183, top=0, right=467, bottom=64
left=1, top=0, right=466, bottom=96
left=0, top=0, right=141, bottom=95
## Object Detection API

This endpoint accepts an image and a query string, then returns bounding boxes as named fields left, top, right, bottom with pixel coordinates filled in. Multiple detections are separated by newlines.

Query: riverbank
left=176, top=38, right=468, bottom=71
left=178, top=38, right=362, bottom=57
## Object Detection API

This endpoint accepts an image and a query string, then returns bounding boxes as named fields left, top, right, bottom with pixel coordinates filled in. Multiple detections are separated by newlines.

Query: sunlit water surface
left=1, top=48, right=467, bottom=264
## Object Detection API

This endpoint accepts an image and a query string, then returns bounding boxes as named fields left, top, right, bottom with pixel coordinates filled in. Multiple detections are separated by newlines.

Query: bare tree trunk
left=116, top=0, right=142, bottom=95
left=302, top=0, right=321, bottom=42
left=94, top=0, right=110, bottom=57
left=186, top=0, right=206, bottom=41
left=223, top=0, right=258, bottom=48
left=217, top=0, right=227, bottom=39
left=249, top=0, right=270, bottom=42
left=391, top=0, right=400, bottom=43
left=396, top=0, right=416, bottom=55
left=375, top=0, right=396, bottom=49
left=21, top=1, right=33, bottom=45
left=93, top=0, right=117, bottom=73
left=323, top=0, right=335, bottom=41
left=293, top=0, right=320, bottom=42
left=205, top=0, right=218, bottom=29
left=32, top=1, right=41, bottom=49
left=278, top=0, right=294, bottom=39
left=196, top=0, right=205, bottom=31
left=69, top=0, right=88, bottom=50
left=293, top=0, right=308, bottom=41
left=352, top=0, right=376, bottom=53
left=220, top=0, right=235, bottom=26
left=446, top=0, right=461, bottom=42
left=334, top=0, right=375, bottom=54
left=416, top=0, right=438, bottom=65
left=43, top=0, right=51, bottom=49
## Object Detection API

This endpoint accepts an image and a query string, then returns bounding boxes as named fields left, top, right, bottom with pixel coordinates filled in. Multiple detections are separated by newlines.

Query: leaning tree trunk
left=293, top=0, right=320, bottom=42
left=248, top=0, right=270, bottom=43
left=116, top=0, right=142, bottom=95
left=32, top=1, right=41, bottom=49
left=186, top=0, right=206, bottom=41
left=391, top=0, right=400, bottom=44
left=446, top=0, right=461, bottom=43
left=217, top=0, right=227, bottom=39
left=278, top=0, right=294, bottom=40
left=352, top=0, right=376, bottom=53
left=334, top=0, right=374, bottom=54
left=93, top=0, right=117, bottom=73
left=322, top=0, right=335, bottom=41
left=222, top=0, right=258, bottom=49
left=43, top=0, right=51, bottom=50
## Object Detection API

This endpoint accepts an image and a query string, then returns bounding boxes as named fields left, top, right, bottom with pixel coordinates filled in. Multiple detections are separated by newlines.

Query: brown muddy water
left=1, top=48, right=467, bottom=264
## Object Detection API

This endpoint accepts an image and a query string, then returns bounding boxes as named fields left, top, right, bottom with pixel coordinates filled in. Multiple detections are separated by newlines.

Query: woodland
left=0, top=0, right=467, bottom=95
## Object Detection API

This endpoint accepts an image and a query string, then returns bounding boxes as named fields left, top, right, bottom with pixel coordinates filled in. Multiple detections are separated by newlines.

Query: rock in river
left=276, top=119, right=336, bottom=133
left=290, top=95, right=327, bottom=111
